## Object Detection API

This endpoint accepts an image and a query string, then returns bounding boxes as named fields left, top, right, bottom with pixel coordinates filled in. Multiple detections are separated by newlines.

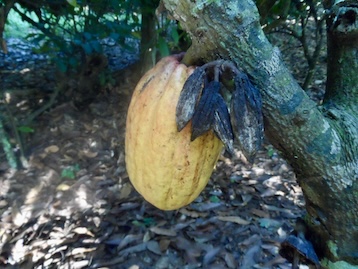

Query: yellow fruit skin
left=125, top=54, right=223, bottom=210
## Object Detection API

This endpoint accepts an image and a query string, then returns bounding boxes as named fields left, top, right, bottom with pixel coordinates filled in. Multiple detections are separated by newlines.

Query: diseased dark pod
left=230, top=75, right=248, bottom=134
left=231, top=72, right=264, bottom=161
left=176, top=67, right=206, bottom=131
left=239, top=72, right=264, bottom=136
left=213, top=93, right=234, bottom=154
left=191, top=81, right=220, bottom=141
left=176, top=59, right=264, bottom=162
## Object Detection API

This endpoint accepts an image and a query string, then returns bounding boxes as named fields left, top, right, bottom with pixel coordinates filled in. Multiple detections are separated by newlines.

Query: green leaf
left=132, top=220, right=143, bottom=227
left=73, top=163, right=80, bottom=172
left=267, top=145, right=275, bottom=158
left=209, top=196, right=221, bottom=203
left=158, top=37, right=170, bottom=57
left=143, top=217, right=155, bottom=226
left=17, top=126, right=34, bottom=133
left=132, top=218, right=155, bottom=227
left=61, top=168, right=76, bottom=179
left=170, top=27, right=180, bottom=45
left=61, top=164, right=80, bottom=179
left=66, top=0, right=78, bottom=7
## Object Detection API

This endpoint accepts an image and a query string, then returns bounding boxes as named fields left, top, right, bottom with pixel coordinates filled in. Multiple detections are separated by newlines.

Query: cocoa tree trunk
left=161, top=0, right=358, bottom=267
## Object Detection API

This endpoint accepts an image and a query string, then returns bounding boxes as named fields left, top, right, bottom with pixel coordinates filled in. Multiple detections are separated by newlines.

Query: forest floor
left=0, top=28, right=326, bottom=269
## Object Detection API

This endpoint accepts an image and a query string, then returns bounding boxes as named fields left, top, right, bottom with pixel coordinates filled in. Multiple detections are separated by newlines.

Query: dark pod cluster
left=176, top=60, right=264, bottom=162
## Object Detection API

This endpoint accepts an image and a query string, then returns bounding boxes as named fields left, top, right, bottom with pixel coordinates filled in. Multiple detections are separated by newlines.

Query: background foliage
left=1, top=0, right=324, bottom=77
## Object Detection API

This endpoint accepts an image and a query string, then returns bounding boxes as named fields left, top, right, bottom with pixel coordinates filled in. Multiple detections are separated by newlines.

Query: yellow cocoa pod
left=125, top=54, right=223, bottom=210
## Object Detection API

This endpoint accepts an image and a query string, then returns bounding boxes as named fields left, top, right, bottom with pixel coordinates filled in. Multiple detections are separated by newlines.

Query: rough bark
left=161, top=0, right=358, bottom=267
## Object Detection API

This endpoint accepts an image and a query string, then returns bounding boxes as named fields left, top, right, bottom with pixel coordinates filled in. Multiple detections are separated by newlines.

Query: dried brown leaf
left=262, top=243, right=280, bottom=256
left=260, top=188, right=277, bottom=197
left=173, top=220, right=195, bottom=231
left=240, top=243, right=261, bottom=269
left=71, top=260, right=91, bottom=268
left=258, top=218, right=282, bottom=229
left=146, top=240, right=162, bottom=255
left=190, top=202, right=223, bottom=212
left=149, top=226, right=177, bottom=237
left=240, top=234, right=261, bottom=246
left=72, top=227, right=94, bottom=237
left=118, top=242, right=147, bottom=256
left=159, top=239, right=171, bottom=252
left=224, top=252, right=238, bottom=269
left=143, top=230, right=151, bottom=242
left=79, top=150, right=98, bottom=158
left=118, top=182, right=133, bottom=199
left=251, top=208, right=270, bottom=218
left=240, top=193, right=253, bottom=205
left=217, top=216, right=250, bottom=225
left=56, top=183, right=71, bottom=191
left=117, top=234, right=142, bottom=250
left=203, top=246, right=221, bottom=265
left=44, top=145, right=59, bottom=153
left=154, top=256, right=171, bottom=269
left=174, top=237, right=202, bottom=257
left=179, top=208, right=208, bottom=218
left=71, top=247, right=96, bottom=255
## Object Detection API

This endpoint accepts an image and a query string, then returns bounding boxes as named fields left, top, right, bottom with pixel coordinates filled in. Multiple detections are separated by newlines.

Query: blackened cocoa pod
left=236, top=73, right=264, bottom=131
left=230, top=76, right=247, bottom=132
left=236, top=73, right=262, bottom=112
left=231, top=74, right=263, bottom=162
left=191, top=81, right=220, bottom=141
left=241, top=73, right=264, bottom=152
left=213, top=93, right=234, bottom=154
left=237, top=111, right=263, bottom=162
left=176, top=67, right=206, bottom=131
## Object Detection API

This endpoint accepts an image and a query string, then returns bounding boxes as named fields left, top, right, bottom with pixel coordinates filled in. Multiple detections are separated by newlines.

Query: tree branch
left=162, top=0, right=352, bottom=187
left=161, top=0, right=358, bottom=264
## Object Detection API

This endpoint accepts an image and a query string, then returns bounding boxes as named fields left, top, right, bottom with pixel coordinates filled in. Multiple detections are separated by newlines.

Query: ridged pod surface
left=125, top=54, right=223, bottom=210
